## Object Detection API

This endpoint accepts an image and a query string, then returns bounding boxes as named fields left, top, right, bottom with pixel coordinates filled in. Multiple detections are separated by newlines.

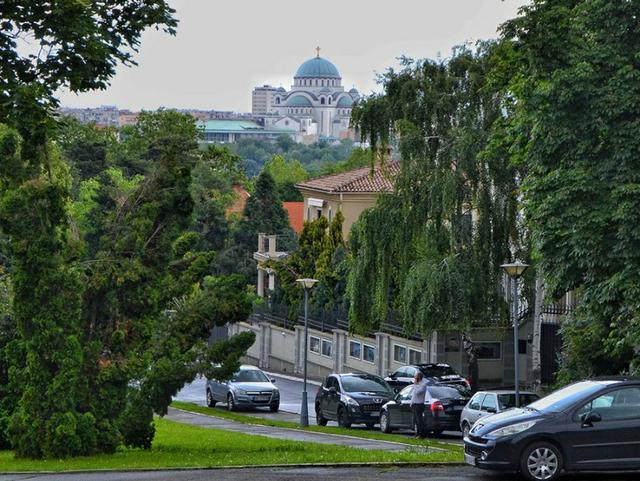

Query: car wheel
left=380, top=411, right=392, bottom=433
left=337, top=407, right=351, bottom=428
left=227, top=393, right=236, bottom=412
left=316, top=406, right=328, bottom=426
left=462, top=423, right=470, bottom=438
left=270, top=403, right=279, bottom=413
left=206, top=389, right=217, bottom=408
left=521, top=442, right=563, bottom=481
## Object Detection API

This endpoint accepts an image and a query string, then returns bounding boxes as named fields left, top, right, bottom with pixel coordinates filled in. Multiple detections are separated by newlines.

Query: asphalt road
left=173, top=372, right=463, bottom=442
left=2, top=466, right=640, bottom=481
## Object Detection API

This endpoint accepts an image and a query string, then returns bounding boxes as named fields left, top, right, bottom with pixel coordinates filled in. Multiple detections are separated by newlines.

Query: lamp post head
left=296, top=278, right=319, bottom=289
left=501, top=260, right=530, bottom=279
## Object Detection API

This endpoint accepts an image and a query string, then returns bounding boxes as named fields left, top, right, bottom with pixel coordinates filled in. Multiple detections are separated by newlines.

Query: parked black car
left=385, top=363, right=469, bottom=393
left=380, top=384, right=470, bottom=435
left=315, top=373, right=394, bottom=428
left=464, top=378, right=640, bottom=481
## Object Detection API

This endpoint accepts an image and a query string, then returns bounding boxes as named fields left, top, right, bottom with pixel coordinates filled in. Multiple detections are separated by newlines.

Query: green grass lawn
left=171, top=401, right=464, bottom=453
left=0, top=416, right=461, bottom=472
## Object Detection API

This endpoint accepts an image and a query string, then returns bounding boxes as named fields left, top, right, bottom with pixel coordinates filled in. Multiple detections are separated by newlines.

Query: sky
left=57, top=0, right=530, bottom=112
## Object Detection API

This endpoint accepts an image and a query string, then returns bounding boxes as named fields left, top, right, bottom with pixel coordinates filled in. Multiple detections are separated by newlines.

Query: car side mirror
left=486, top=407, right=497, bottom=414
left=582, top=411, right=602, bottom=426
left=271, top=378, right=276, bottom=383
left=387, top=372, right=394, bottom=378
left=328, top=386, right=337, bottom=395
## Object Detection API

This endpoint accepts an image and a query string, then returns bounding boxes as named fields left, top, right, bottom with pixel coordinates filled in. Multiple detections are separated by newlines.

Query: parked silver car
left=206, top=365, right=280, bottom=412
left=460, top=390, right=539, bottom=437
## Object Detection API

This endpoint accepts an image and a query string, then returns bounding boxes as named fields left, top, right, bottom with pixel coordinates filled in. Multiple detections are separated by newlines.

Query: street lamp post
left=296, top=277, right=318, bottom=427
left=500, top=261, right=529, bottom=408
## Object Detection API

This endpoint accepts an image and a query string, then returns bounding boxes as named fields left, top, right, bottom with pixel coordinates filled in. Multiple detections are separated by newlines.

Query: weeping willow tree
left=349, top=43, right=529, bottom=381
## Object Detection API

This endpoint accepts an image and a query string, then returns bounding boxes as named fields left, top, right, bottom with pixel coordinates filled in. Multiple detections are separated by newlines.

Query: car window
left=529, top=380, right=617, bottom=412
left=406, top=367, right=417, bottom=378
left=398, top=385, right=413, bottom=401
left=575, top=387, right=640, bottom=421
left=327, top=377, right=339, bottom=391
left=481, top=394, right=497, bottom=412
left=393, top=368, right=405, bottom=378
left=231, top=369, right=269, bottom=383
left=421, top=365, right=457, bottom=377
left=469, top=393, right=485, bottom=410
left=498, top=393, right=540, bottom=410
left=341, top=375, right=392, bottom=393
left=428, top=386, right=467, bottom=400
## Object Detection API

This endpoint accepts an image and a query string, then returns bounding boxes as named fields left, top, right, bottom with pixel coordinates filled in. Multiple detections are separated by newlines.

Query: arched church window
left=315, top=79, right=318, bottom=86
left=320, top=97, right=325, bottom=105
left=328, top=97, right=332, bottom=104
left=276, top=97, right=280, bottom=104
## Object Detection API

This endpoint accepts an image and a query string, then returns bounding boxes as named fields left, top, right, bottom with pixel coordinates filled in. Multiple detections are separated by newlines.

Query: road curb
left=0, top=461, right=466, bottom=476
left=168, top=406, right=447, bottom=452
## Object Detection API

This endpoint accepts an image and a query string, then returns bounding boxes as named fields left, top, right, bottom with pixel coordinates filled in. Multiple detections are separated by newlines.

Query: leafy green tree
left=262, top=155, right=308, bottom=201
left=349, top=45, right=526, bottom=381
left=0, top=2, right=255, bottom=458
left=501, top=0, right=640, bottom=378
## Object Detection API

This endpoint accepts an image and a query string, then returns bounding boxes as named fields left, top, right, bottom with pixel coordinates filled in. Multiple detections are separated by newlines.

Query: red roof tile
left=283, top=201, right=304, bottom=233
left=296, top=161, right=399, bottom=193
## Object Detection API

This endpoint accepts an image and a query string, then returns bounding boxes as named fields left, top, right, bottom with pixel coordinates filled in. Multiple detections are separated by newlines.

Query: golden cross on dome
left=316, top=46, right=321, bottom=58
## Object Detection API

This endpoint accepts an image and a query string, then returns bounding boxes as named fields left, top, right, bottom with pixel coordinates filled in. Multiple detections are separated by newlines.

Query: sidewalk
left=166, top=407, right=424, bottom=452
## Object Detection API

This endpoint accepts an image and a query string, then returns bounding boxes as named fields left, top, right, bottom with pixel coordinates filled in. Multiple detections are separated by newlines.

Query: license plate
left=254, top=395, right=270, bottom=402
left=369, top=411, right=380, bottom=417
left=464, top=453, right=476, bottom=466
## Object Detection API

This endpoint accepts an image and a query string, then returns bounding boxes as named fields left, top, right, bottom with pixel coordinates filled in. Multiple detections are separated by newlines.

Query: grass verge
left=0, top=417, right=460, bottom=472
left=171, top=401, right=463, bottom=453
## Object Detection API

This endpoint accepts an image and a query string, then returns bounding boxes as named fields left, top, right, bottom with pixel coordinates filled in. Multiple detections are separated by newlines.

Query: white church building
left=252, top=49, right=360, bottom=141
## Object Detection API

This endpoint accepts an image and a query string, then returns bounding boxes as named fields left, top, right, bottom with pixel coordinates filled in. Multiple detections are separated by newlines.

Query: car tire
left=270, top=403, right=279, bottom=413
left=206, top=389, right=217, bottom=408
left=520, top=442, right=563, bottom=481
left=462, top=423, right=470, bottom=438
left=316, top=407, right=328, bottom=426
left=227, top=393, right=236, bottom=412
left=337, top=407, right=351, bottom=428
left=380, top=411, right=392, bottom=433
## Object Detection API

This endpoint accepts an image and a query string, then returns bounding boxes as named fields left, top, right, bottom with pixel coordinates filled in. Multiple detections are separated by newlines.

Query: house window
left=409, top=348, right=422, bottom=364
left=322, top=339, right=332, bottom=357
left=316, top=208, right=322, bottom=219
left=309, top=336, right=320, bottom=354
left=476, top=342, right=502, bottom=360
left=393, top=344, right=407, bottom=364
left=363, top=344, right=375, bottom=363
left=349, top=341, right=361, bottom=359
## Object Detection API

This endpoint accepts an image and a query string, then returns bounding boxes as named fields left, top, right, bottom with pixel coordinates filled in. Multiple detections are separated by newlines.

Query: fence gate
left=541, top=323, right=562, bottom=385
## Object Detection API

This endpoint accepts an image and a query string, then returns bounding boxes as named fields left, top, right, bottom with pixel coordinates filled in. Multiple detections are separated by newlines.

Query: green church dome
left=295, top=56, right=341, bottom=79
left=337, top=96, right=354, bottom=107
left=286, top=95, right=313, bottom=107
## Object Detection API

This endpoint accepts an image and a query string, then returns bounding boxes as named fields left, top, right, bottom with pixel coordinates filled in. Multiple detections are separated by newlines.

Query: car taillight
left=431, top=401, right=445, bottom=413
left=463, top=378, right=470, bottom=388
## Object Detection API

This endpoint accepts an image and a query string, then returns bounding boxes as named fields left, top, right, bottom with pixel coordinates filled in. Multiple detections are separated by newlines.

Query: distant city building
left=118, top=109, right=139, bottom=126
left=200, top=119, right=295, bottom=143
left=252, top=48, right=360, bottom=141
left=58, top=105, right=119, bottom=127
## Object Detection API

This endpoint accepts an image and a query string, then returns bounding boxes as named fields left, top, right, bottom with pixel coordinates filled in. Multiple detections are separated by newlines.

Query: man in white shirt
left=410, top=371, right=429, bottom=438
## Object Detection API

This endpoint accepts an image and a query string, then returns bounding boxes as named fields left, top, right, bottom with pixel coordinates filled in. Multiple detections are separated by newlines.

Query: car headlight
left=343, top=395, right=359, bottom=407
left=273, top=389, right=280, bottom=397
left=488, top=421, right=537, bottom=438
left=234, top=388, right=247, bottom=396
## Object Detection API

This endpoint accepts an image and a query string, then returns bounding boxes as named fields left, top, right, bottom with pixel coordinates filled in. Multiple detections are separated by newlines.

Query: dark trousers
left=412, top=403, right=427, bottom=437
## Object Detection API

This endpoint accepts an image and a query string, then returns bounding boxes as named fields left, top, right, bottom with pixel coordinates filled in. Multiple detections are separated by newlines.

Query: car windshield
left=231, top=369, right=270, bottom=383
left=341, top=375, right=392, bottom=393
left=420, top=365, right=457, bottom=377
left=528, top=381, right=618, bottom=412
left=498, top=393, right=540, bottom=409
left=428, top=386, right=467, bottom=399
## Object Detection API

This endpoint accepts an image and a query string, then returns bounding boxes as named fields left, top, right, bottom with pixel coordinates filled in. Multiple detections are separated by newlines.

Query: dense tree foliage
left=230, top=136, right=356, bottom=176
left=0, top=2, right=254, bottom=458
left=502, top=0, right=640, bottom=378
left=349, top=45, right=527, bottom=353
left=261, top=155, right=308, bottom=201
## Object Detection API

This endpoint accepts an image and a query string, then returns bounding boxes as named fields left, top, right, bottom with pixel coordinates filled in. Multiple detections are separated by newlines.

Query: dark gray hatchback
left=464, top=378, right=640, bottom=481
left=315, top=373, right=394, bottom=428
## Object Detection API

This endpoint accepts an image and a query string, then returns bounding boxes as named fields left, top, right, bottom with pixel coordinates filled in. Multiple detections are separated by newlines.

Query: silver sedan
left=206, top=365, right=280, bottom=412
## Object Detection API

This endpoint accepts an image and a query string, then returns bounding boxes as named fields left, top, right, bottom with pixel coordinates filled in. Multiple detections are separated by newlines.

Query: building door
left=540, top=324, right=562, bottom=385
